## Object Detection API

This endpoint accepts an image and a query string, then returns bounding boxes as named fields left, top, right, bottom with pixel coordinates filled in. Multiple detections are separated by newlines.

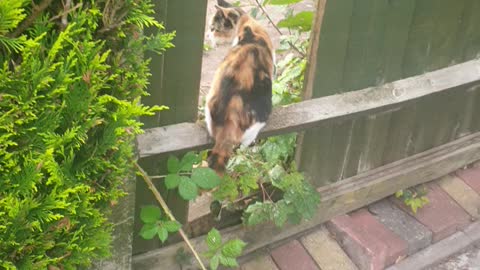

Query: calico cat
left=207, top=0, right=245, bottom=47
left=205, top=0, right=275, bottom=175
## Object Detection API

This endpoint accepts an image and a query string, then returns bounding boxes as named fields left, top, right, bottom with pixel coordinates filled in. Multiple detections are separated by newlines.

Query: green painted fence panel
left=298, top=0, right=480, bottom=187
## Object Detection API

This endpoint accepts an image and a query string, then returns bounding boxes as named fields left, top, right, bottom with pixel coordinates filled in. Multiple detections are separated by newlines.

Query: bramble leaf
left=157, top=226, right=168, bottom=242
left=221, top=239, right=246, bottom=258
left=165, top=174, right=182, bottom=189
left=277, top=11, right=314, bottom=32
left=178, top=178, right=198, bottom=200
left=210, top=254, right=220, bottom=270
left=140, top=223, right=158, bottom=239
left=179, top=152, right=199, bottom=172
left=206, top=228, right=222, bottom=251
left=163, top=220, right=181, bottom=233
left=268, top=0, right=302, bottom=5
left=140, top=205, right=161, bottom=223
left=191, top=167, right=221, bottom=189
left=167, top=156, right=180, bottom=173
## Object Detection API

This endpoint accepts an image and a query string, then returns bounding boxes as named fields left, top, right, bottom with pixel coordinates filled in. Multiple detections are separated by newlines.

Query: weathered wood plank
left=137, top=59, right=480, bottom=157
left=133, top=131, right=480, bottom=269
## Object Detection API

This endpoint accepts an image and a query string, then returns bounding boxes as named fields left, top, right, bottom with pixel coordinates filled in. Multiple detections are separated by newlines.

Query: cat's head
left=208, top=0, right=245, bottom=46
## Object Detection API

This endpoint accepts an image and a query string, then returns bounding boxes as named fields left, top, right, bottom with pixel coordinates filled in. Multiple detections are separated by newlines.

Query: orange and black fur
left=205, top=0, right=275, bottom=175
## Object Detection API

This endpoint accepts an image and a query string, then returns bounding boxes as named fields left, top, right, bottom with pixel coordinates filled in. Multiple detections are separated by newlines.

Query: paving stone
left=386, top=231, right=472, bottom=270
left=300, top=227, right=358, bottom=270
left=326, top=209, right=408, bottom=270
left=393, top=183, right=471, bottom=243
left=438, top=175, right=480, bottom=219
left=242, top=253, right=278, bottom=270
left=456, top=166, right=480, bottom=194
left=463, top=220, right=480, bottom=247
left=270, top=240, right=319, bottom=270
left=369, top=200, right=432, bottom=255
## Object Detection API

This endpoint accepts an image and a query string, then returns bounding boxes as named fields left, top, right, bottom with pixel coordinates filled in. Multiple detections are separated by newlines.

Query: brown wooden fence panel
left=298, top=0, right=480, bottom=187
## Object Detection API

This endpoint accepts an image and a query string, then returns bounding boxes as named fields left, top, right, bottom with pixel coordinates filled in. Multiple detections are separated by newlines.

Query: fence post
left=133, top=0, right=208, bottom=255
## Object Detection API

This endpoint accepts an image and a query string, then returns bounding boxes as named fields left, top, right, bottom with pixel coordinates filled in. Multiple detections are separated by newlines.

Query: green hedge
left=0, top=0, right=172, bottom=269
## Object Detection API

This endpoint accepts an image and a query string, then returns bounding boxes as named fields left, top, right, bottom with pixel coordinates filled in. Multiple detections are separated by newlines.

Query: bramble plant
left=204, top=228, right=247, bottom=270
left=395, top=186, right=429, bottom=214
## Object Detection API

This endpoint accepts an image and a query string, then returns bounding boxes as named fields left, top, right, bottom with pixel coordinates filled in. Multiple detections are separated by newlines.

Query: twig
left=49, top=2, right=82, bottom=23
left=252, top=0, right=306, bottom=58
left=134, top=163, right=207, bottom=270
left=61, top=0, right=72, bottom=29
left=9, top=0, right=54, bottom=38
left=150, top=172, right=192, bottom=179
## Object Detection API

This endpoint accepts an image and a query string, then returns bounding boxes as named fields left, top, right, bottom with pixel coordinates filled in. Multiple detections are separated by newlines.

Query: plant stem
left=9, top=0, right=54, bottom=38
left=252, top=0, right=306, bottom=58
left=134, top=162, right=207, bottom=270
left=150, top=172, right=191, bottom=179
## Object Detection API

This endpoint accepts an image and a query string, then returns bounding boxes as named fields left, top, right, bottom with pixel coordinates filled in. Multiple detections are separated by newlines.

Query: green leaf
left=165, top=174, right=182, bottom=189
left=157, top=226, right=168, bottom=243
left=140, top=223, right=158, bottom=239
left=140, top=205, right=162, bottom=223
left=268, top=0, right=301, bottom=5
left=206, top=228, right=222, bottom=251
left=191, top=167, right=221, bottom=189
left=219, top=255, right=238, bottom=267
left=178, top=178, right=198, bottom=200
left=163, top=220, right=181, bottom=233
left=277, top=11, right=314, bottom=32
left=213, top=175, right=239, bottom=201
left=238, top=174, right=258, bottom=195
left=179, top=151, right=199, bottom=172
left=167, top=156, right=180, bottom=173
left=221, top=239, right=246, bottom=258
left=210, top=254, right=220, bottom=270
left=243, top=202, right=273, bottom=226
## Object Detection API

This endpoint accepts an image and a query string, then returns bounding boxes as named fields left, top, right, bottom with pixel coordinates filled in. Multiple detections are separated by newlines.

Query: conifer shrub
left=0, top=0, right=173, bottom=268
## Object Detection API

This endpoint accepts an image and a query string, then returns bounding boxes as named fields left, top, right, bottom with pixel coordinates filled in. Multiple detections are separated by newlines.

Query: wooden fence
left=98, top=0, right=480, bottom=268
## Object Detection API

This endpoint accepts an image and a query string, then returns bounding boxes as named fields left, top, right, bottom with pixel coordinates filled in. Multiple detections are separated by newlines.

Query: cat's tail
left=207, top=121, right=242, bottom=176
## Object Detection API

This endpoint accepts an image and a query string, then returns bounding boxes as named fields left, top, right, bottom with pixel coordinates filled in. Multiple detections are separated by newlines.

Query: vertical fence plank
left=134, top=0, right=208, bottom=255
left=297, top=0, right=354, bottom=187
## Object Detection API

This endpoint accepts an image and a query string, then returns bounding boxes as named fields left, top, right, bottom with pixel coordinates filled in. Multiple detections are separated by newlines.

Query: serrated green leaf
left=157, top=226, right=168, bottom=243
left=165, top=174, right=182, bottom=189
left=268, top=0, right=301, bottom=5
left=213, top=175, right=238, bottom=201
left=221, top=239, right=246, bottom=258
left=163, top=220, right=181, bottom=233
left=167, top=156, right=180, bottom=173
left=179, top=151, right=198, bottom=172
left=140, top=205, right=162, bottom=223
left=191, top=167, right=221, bottom=189
left=206, top=228, right=222, bottom=251
left=219, top=255, right=238, bottom=267
left=210, top=254, right=220, bottom=270
left=178, top=178, right=198, bottom=200
left=139, top=223, right=158, bottom=239
left=243, top=202, right=273, bottom=226
left=277, top=11, right=314, bottom=32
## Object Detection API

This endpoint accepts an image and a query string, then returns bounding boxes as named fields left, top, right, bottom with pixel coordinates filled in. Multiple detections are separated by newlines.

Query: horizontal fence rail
left=137, top=59, right=480, bottom=157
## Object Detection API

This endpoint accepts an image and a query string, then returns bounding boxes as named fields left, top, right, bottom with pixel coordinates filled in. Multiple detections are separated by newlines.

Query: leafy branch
left=135, top=162, right=208, bottom=270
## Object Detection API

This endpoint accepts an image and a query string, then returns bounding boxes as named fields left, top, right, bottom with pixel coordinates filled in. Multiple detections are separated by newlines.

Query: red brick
left=270, top=240, right=319, bottom=270
left=326, top=209, right=408, bottom=270
left=456, top=166, right=480, bottom=194
left=393, top=183, right=471, bottom=242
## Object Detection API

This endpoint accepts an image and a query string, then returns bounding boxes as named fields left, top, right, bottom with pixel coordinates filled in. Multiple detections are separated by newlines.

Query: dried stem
left=9, top=0, right=54, bottom=38
left=134, top=162, right=207, bottom=270
left=252, top=0, right=306, bottom=58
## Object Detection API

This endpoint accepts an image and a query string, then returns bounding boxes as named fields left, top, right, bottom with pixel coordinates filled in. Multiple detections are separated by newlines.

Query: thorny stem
left=252, top=0, right=306, bottom=58
left=134, top=163, right=208, bottom=270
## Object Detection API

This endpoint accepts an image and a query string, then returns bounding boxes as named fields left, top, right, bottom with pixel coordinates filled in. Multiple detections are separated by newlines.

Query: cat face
left=208, top=5, right=242, bottom=46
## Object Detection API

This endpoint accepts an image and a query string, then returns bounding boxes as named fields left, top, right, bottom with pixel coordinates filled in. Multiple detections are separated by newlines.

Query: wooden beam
left=133, top=131, right=480, bottom=269
left=137, top=59, right=480, bottom=158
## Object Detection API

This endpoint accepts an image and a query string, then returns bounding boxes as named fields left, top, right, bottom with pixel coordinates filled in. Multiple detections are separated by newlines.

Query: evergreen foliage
left=0, top=0, right=173, bottom=268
